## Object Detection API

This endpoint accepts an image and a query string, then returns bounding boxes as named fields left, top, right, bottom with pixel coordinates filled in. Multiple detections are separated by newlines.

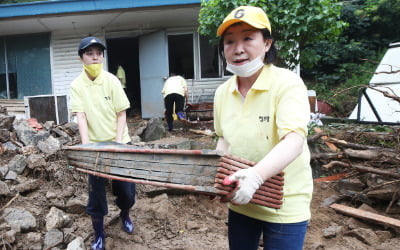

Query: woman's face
left=223, top=22, right=271, bottom=65
left=80, top=45, right=104, bottom=65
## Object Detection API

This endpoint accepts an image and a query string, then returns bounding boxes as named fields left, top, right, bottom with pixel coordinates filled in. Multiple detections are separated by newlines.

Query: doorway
left=106, top=37, right=141, bottom=116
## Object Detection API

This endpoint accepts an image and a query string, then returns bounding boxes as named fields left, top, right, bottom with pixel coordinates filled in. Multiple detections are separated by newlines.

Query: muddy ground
left=1, top=116, right=400, bottom=249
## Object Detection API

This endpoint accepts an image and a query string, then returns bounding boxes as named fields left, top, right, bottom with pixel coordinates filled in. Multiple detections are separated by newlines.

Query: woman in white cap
left=215, top=6, right=313, bottom=250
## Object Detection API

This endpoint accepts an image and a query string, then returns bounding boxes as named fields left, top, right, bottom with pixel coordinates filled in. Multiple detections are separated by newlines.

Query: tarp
left=349, top=42, right=400, bottom=124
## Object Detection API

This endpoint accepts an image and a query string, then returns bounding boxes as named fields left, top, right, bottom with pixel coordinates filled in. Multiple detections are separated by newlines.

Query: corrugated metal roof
left=0, top=0, right=201, bottom=18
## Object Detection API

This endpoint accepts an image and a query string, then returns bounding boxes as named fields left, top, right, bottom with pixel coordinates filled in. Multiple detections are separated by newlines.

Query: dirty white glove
left=225, top=168, right=264, bottom=205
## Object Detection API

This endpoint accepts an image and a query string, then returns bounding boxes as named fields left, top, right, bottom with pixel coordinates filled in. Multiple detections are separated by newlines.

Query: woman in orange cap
left=215, top=6, right=313, bottom=250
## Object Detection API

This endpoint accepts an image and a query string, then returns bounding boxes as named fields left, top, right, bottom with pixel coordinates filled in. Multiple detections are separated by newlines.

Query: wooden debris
left=330, top=203, right=400, bottom=229
left=323, top=161, right=400, bottom=178
left=189, top=129, right=214, bottom=136
left=65, top=142, right=284, bottom=209
left=313, top=127, right=338, bottom=152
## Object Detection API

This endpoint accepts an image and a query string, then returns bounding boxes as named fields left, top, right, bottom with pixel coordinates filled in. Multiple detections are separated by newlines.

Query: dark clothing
left=164, top=93, right=185, bottom=125
left=86, top=175, right=136, bottom=217
left=228, top=209, right=308, bottom=250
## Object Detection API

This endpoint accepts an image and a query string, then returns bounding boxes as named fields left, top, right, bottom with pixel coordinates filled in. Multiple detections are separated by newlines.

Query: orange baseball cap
left=217, top=6, right=272, bottom=36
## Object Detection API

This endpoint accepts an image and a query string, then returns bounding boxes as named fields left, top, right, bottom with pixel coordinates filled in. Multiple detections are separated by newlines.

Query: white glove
left=227, top=168, right=264, bottom=205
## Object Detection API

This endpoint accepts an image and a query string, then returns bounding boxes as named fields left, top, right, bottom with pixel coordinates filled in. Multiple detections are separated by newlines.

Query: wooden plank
left=69, top=150, right=220, bottom=166
left=75, top=167, right=223, bottom=195
left=330, top=203, right=400, bottom=229
left=68, top=160, right=216, bottom=186
left=66, top=152, right=219, bottom=176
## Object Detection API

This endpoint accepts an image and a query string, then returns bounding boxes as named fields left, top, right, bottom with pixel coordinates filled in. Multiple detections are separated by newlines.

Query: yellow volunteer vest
left=70, top=70, right=131, bottom=143
left=214, top=64, right=313, bottom=223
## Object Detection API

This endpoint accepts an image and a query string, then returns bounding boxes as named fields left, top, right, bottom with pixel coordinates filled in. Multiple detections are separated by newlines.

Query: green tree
left=198, top=0, right=347, bottom=68
left=301, top=0, right=400, bottom=117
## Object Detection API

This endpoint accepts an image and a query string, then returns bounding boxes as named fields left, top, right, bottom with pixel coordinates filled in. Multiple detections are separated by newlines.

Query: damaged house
left=0, top=0, right=228, bottom=122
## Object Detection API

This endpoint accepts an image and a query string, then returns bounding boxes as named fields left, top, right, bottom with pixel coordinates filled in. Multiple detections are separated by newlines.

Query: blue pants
left=86, top=174, right=136, bottom=217
left=228, top=209, right=308, bottom=250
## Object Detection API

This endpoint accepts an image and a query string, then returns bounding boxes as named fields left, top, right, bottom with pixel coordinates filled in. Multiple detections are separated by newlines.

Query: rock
left=346, top=217, right=369, bottom=230
left=21, top=145, right=40, bottom=155
left=67, top=236, right=85, bottom=250
left=0, top=114, right=16, bottom=130
left=0, top=106, right=7, bottom=115
left=345, top=228, right=380, bottom=245
left=14, top=179, right=40, bottom=193
left=134, top=120, right=148, bottom=136
left=142, top=117, right=165, bottom=142
left=43, top=229, right=64, bottom=249
left=43, top=121, right=55, bottom=130
left=52, top=127, right=71, bottom=144
left=131, top=135, right=142, bottom=143
left=46, top=206, right=71, bottom=231
left=13, top=119, right=49, bottom=146
left=0, top=165, right=9, bottom=179
left=0, top=128, right=10, bottom=142
left=3, top=207, right=37, bottom=232
left=322, top=224, right=343, bottom=238
left=0, top=180, right=10, bottom=195
left=3, top=229, right=16, bottom=244
left=37, top=135, right=61, bottom=154
left=149, top=193, right=172, bottom=219
left=375, top=230, right=392, bottom=242
left=7, top=154, right=27, bottom=175
left=46, top=190, right=58, bottom=199
left=4, top=170, right=18, bottom=181
left=65, top=196, right=87, bottom=214
left=338, top=178, right=365, bottom=193
left=1, top=141, right=20, bottom=153
left=25, top=232, right=42, bottom=249
left=61, top=186, right=75, bottom=198
left=320, top=195, right=340, bottom=208
left=27, top=154, right=46, bottom=169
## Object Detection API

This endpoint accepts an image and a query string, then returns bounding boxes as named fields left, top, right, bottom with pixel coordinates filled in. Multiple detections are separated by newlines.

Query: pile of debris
left=308, top=124, right=400, bottom=232
left=0, top=107, right=216, bottom=249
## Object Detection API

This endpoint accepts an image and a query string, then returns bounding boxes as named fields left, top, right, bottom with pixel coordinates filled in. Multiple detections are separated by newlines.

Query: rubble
left=1, top=105, right=400, bottom=249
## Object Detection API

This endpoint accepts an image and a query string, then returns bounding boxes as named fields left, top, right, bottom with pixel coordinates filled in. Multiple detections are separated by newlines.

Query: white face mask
left=226, top=56, right=264, bottom=77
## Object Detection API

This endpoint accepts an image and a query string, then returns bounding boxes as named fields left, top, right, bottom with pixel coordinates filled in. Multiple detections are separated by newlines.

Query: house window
left=0, top=33, right=51, bottom=100
left=167, top=33, right=228, bottom=80
left=199, top=35, right=220, bottom=78
left=168, top=34, right=194, bottom=79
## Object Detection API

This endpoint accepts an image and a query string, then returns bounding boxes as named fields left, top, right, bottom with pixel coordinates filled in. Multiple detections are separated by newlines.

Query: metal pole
left=3, top=39, right=10, bottom=99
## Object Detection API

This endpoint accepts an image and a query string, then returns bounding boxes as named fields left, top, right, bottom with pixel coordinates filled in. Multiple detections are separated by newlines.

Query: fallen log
left=326, top=137, right=390, bottom=151
left=344, top=148, right=400, bottom=164
left=323, top=161, right=400, bottom=179
left=311, top=152, right=343, bottom=160
left=330, top=203, right=400, bottom=229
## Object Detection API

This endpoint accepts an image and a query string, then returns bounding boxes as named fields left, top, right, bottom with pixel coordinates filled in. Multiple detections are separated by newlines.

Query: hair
left=218, top=26, right=278, bottom=65
left=78, top=44, right=105, bottom=58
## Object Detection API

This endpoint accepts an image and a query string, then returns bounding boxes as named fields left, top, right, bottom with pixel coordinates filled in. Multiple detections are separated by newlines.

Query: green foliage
left=307, top=48, right=385, bottom=117
left=301, top=0, right=400, bottom=117
left=198, top=0, right=346, bottom=69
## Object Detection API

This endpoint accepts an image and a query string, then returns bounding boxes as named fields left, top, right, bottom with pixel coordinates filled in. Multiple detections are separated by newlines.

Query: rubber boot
left=91, top=216, right=105, bottom=250
left=120, top=209, right=134, bottom=234
left=177, top=111, right=186, bottom=120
